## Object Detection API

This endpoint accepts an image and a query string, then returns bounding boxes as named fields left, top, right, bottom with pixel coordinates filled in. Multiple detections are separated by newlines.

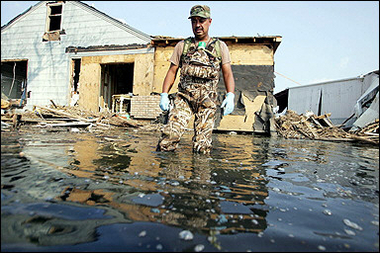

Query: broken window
left=43, top=2, right=64, bottom=42
left=47, top=3, right=62, bottom=31
left=1, top=61, right=28, bottom=107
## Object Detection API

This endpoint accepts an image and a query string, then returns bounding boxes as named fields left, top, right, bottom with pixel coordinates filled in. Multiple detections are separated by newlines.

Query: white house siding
left=288, top=77, right=372, bottom=125
left=1, top=1, right=151, bottom=109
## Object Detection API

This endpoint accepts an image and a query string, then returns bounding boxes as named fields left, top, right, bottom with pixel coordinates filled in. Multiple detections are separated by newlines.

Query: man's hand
left=221, top=92, right=235, bottom=116
left=159, top=93, right=170, bottom=111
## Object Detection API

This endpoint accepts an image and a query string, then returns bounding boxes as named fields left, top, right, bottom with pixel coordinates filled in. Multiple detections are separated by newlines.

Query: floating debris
left=344, top=229, right=356, bottom=236
left=170, top=181, right=180, bottom=186
left=138, top=230, right=147, bottom=237
left=194, top=244, right=205, bottom=252
left=217, top=214, right=228, bottom=224
left=179, top=230, right=194, bottom=240
left=322, top=209, right=332, bottom=216
left=343, top=219, right=363, bottom=231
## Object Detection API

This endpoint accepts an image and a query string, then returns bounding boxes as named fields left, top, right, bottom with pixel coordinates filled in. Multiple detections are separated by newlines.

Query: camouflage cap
left=188, top=5, right=211, bottom=19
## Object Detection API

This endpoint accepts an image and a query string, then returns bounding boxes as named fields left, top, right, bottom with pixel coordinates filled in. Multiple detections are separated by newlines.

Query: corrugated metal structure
left=275, top=70, right=379, bottom=126
left=1, top=1, right=151, bottom=110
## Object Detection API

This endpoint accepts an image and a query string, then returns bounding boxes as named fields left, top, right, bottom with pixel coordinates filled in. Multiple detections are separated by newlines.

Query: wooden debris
left=350, top=119, right=379, bottom=145
left=34, top=122, right=92, bottom=128
left=275, top=110, right=379, bottom=145
left=1, top=104, right=148, bottom=131
left=1, top=99, right=10, bottom=109
left=108, top=115, right=141, bottom=128
left=50, top=100, right=58, bottom=108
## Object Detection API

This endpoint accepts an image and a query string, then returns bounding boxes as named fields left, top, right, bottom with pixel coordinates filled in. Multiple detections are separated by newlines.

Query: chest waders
left=157, top=37, right=222, bottom=154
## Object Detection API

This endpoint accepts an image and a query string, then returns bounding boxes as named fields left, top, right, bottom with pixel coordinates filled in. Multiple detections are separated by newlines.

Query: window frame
left=45, top=2, right=64, bottom=32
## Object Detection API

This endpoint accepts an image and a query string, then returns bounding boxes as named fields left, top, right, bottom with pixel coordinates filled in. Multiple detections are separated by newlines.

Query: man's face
left=191, top=16, right=212, bottom=39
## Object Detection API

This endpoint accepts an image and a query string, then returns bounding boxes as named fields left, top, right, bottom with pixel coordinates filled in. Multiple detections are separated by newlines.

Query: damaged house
left=1, top=1, right=152, bottom=113
left=2, top=1, right=282, bottom=134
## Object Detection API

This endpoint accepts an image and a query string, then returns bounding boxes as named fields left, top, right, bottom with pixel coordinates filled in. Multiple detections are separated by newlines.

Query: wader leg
left=157, top=94, right=192, bottom=152
left=192, top=93, right=217, bottom=154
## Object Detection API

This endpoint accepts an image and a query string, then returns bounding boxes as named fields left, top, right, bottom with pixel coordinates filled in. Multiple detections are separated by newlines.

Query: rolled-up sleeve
left=219, top=40, right=231, bottom=65
left=169, top=40, right=184, bottom=66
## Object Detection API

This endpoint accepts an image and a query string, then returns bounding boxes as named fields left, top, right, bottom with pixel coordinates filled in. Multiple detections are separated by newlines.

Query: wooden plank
left=36, top=105, right=95, bottom=122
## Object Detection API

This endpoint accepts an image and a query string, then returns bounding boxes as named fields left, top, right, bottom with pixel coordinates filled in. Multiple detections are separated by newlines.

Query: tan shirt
left=169, top=38, right=231, bottom=66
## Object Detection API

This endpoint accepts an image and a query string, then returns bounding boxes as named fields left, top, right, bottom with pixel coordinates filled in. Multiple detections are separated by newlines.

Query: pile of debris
left=2, top=101, right=378, bottom=146
left=275, top=110, right=378, bottom=145
left=350, top=119, right=379, bottom=144
left=1, top=103, right=152, bottom=131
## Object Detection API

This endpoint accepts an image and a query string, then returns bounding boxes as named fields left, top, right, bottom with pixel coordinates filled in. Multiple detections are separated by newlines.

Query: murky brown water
left=1, top=127, right=379, bottom=252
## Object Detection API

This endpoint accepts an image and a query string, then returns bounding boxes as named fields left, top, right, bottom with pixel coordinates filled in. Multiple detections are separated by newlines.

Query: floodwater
left=1, top=127, right=379, bottom=252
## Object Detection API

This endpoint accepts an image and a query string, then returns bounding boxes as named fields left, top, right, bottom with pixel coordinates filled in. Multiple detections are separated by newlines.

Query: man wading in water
left=157, top=5, right=236, bottom=154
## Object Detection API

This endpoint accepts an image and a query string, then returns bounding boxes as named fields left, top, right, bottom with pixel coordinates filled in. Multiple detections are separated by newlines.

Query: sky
left=1, top=1, right=379, bottom=94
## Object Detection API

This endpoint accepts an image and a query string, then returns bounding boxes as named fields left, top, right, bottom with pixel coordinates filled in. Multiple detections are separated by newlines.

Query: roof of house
left=1, top=1, right=151, bottom=42
left=151, top=35, right=282, bottom=53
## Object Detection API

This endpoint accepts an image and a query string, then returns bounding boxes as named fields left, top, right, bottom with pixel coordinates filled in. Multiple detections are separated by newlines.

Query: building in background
left=274, top=70, right=379, bottom=129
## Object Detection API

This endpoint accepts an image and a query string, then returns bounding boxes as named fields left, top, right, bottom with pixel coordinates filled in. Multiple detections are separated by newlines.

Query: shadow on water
left=1, top=128, right=379, bottom=252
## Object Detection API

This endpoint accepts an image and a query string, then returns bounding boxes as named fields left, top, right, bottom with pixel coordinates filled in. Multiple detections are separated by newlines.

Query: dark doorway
left=100, top=63, right=134, bottom=111
left=70, top=59, right=81, bottom=106
left=72, top=59, right=81, bottom=93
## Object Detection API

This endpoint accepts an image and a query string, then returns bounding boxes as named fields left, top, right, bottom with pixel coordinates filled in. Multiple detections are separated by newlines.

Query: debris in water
left=179, top=230, right=194, bottom=240
left=194, top=244, right=205, bottom=252
left=343, top=219, right=363, bottom=231
left=217, top=214, right=228, bottom=224
left=323, top=209, right=332, bottom=216
left=170, top=181, right=180, bottom=186
left=251, top=219, right=259, bottom=225
left=344, top=229, right=356, bottom=236
left=138, top=230, right=147, bottom=237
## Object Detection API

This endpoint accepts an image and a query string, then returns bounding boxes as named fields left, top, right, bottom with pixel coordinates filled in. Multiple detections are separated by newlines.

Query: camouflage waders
left=157, top=38, right=222, bottom=154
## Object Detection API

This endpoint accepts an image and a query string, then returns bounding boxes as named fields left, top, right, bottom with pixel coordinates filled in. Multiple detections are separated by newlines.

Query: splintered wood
left=275, top=110, right=379, bottom=145
left=350, top=119, right=379, bottom=145
left=1, top=105, right=142, bottom=130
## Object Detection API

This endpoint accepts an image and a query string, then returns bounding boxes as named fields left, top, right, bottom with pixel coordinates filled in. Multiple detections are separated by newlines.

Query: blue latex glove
left=221, top=92, right=235, bottom=116
left=159, top=93, right=170, bottom=111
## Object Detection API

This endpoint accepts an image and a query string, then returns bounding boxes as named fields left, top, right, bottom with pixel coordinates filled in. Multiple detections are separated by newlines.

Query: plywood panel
left=228, top=44, right=273, bottom=65
left=78, top=63, right=101, bottom=112
left=133, top=53, right=155, bottom=96
left=216, top=94, right=266, bottom=131
left=153, top=47, right=180, bottom=94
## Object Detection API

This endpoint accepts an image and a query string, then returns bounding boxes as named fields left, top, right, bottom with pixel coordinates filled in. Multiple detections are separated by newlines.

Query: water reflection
left=55, top=131, right=271, bottom=235
left=1, top=129, right=378, bottom=251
